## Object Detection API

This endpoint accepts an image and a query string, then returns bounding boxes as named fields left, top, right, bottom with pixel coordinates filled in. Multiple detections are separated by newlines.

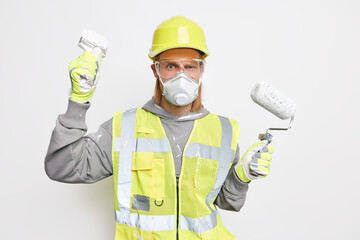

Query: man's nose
left=178, top=64, right=186, bottom=72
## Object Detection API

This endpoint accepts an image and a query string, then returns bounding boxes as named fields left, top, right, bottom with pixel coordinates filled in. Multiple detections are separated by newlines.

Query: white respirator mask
left=159, top=72, right=201, bottom=106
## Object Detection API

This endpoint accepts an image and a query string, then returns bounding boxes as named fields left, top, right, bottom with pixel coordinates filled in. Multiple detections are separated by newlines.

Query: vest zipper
left=157, top=117, right=197, bottom=240
left=176, top=174, right=180, bottom=240
left=176, top=121, right=197, bottom=240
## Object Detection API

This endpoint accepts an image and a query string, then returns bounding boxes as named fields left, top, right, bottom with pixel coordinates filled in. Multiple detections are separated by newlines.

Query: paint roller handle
left=259, top=132, right=273, bottom=143
left=258, top=116, right=294, bottom=143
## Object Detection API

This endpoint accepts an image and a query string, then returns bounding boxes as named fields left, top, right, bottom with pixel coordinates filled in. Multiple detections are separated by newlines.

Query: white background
left=1, top=0, right=359, bottom=239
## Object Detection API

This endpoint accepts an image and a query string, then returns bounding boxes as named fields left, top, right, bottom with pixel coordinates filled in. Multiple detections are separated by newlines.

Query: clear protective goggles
left=154, top=58, right=205, bottom=80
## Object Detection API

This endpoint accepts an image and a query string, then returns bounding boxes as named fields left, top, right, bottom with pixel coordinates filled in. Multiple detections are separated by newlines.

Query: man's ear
left=151, top=64, right=159, bottom=79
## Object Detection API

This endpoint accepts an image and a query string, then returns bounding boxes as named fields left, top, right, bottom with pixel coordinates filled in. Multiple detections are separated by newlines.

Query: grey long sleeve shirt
left=45, top=98, right=249, bottom=212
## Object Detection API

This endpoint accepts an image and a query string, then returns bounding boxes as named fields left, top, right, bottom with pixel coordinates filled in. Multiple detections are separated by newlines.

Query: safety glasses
left=155, top=58, right=205, bottom=80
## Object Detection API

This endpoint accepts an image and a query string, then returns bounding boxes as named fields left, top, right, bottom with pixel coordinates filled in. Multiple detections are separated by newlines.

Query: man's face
left=151, top=48, right=204, bottom=83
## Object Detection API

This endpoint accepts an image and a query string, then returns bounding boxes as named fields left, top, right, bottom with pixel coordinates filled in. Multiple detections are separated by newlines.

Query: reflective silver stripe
left=205, top=116, right=234, bottom=207
left=180, top=210, right=218, bottom=233
left=184, top=143, right=233, bottom=161
left=136, top=138, right=170, bottom=152
left=114, top=109, right=137, bottom=209
left=116, top=209, right=175, bottom=231
left=219, top=116, right=232, bottom=149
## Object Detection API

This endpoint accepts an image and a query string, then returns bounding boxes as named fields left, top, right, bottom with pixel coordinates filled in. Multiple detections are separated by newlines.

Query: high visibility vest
left=112, top=108, right=240, bottom=240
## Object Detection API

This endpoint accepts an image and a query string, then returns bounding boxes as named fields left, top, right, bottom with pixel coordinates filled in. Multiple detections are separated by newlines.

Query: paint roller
left=250, top=81, right=296, bottom=143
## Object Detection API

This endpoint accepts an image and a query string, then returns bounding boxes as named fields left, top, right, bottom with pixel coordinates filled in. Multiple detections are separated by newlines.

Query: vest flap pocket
left=137, top=128, right=154, bottom=134
left=132, top=152, right=153, bottom=170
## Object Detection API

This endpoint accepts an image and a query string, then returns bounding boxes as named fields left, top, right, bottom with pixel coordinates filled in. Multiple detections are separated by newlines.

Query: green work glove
left=235, top=140, right=274, bottom=182
left=68, top=48, right=102, bottom=103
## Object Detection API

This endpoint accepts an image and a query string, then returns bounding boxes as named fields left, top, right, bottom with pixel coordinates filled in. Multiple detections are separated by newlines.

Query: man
left=45, top=16, right=274, bottom=240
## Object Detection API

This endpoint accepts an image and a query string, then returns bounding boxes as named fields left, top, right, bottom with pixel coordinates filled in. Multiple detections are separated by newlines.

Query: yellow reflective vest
left=112, top=108, right=240, bottom=240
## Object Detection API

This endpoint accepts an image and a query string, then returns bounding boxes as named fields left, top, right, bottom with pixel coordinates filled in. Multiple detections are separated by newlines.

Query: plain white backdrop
left=1, top=0, right=359, bottom=239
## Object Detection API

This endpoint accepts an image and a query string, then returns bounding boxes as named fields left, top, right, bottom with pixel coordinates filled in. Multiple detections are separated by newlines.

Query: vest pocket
left=194, top=158, right=219, bottom=200
left=131, top=152, right=165, bottom=202
left=132, top=152, right=153, bottom=199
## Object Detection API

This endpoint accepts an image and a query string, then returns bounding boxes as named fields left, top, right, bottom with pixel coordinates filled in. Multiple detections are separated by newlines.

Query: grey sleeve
left=44, top=98, right=113, bottom=184
left=214, top=145, right=249, bottom=212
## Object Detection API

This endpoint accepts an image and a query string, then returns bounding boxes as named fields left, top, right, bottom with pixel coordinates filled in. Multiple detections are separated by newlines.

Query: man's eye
left=166, top=64, right=176, bottom=70
left=185, top=65, right=197, bottom=69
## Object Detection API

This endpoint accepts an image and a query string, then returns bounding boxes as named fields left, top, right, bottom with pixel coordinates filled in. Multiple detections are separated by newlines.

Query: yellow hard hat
left=149, top=16, right=210, bottom=60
